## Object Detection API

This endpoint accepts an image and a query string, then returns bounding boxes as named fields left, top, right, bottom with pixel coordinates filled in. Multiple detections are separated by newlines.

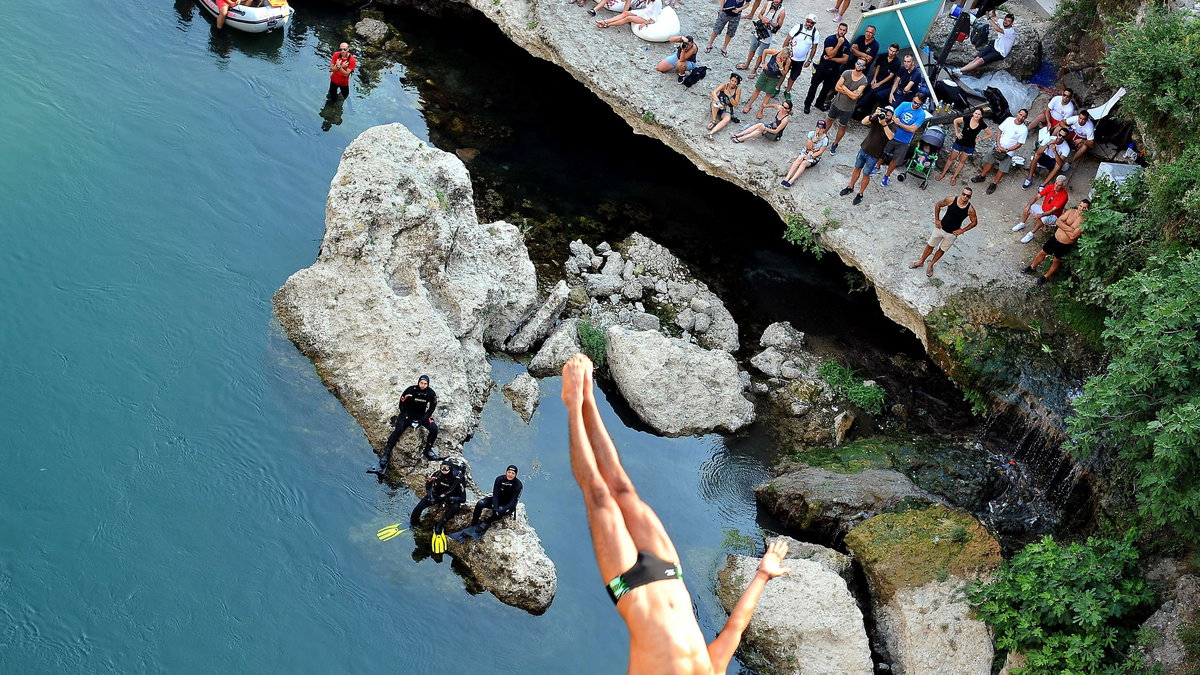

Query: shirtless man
left=561, top=353, right=790, bottom=674
left=1021, top=199, right=1088, bottom=285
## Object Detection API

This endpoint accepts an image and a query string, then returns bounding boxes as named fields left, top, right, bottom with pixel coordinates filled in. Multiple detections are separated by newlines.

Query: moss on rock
left=844, top=504, right=1001, bottom=601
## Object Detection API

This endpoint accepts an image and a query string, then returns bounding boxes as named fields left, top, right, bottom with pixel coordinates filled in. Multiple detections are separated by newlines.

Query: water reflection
left=174, top=0, right=195, bottom=27
left=319, top=98, right=345, bottom=132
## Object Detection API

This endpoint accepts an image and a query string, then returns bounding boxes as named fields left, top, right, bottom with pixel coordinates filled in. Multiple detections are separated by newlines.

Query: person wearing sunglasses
left=909, top=188, right=978, bottom=278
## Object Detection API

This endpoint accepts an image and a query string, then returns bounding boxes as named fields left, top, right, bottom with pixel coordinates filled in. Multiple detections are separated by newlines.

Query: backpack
left=682, top=66, right=708, bottom=88
left=983, top=86, right=1010, bottom=123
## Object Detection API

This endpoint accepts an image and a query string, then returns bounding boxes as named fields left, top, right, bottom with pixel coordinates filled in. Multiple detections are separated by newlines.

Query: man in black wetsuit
left=470, top=465, right=523, bottom=535
left=410, top=458, right=466, bottom=533
left=380, top=374, right=440, bottom=471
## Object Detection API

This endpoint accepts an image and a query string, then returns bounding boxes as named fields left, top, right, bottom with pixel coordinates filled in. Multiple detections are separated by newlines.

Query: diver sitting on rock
left=379, top=374, right=440, bottom=472
left=452, top=464, right=523, bottom=542
left=561, top=353, right=789, bottom=673
left=410, top=458, right=466, bottom=535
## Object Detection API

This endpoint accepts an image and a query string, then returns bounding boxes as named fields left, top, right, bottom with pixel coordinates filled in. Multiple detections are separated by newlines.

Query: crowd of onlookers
left=572, top=0, right=1098, bottom=284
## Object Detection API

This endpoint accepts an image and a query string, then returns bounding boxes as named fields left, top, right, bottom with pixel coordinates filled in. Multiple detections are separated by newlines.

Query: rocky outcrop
left=273, top=123, right=555, bottom=613
left=354, top=17, right=389, bottom=44
left=449, top=504, right=557, bottom=613
left=505, top=280, right=569, bottom=354
left=927, top=12, right=1044, bottom=81
left=563, top=234, right=739, bottom=352
left=1139, top=572, right=1200, bottom=674
left=843, top=506, right=1002, bottom=674
left=502, top=372, right=540, bottom=423
left=755, top=463, right=941, bottom=539
left=528, top=318, right=580, bottom=377
left=716, top=538, right=873, bottom=674
left=750, top=322, right=856, bottom=446
left=606, top=326, right=755, bottom=435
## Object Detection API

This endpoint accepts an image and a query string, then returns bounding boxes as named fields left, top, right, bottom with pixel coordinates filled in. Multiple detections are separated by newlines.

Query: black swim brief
left=606, top=551, right=683, bottom=604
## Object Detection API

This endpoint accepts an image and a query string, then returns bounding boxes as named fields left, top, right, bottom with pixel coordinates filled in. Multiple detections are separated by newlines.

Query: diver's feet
left=561, top=353, right=594, bottom=408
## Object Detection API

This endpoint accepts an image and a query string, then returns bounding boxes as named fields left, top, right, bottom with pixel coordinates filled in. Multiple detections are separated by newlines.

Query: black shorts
left=1042, top=238, right=1076, bottom=258
left=883, top=138, right=910, bottom=162
left=976, top=44, right=1004, bottom=64
left=1037, top=152, right=1060, bottom=169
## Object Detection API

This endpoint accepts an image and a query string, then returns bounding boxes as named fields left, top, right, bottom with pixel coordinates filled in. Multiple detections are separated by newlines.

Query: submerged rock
left=501, top=372, right=540, bottom=423
left=354, top=17, right=389, bottom=45
left=716, top=537, right=873, bottom=674
left=606, top=326, right=755, bottom=435
left=273, top=123, right=554, bottom=612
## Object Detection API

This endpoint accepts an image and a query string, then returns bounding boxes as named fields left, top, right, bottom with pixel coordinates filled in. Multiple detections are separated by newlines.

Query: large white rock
left=876, top=577, right=995, bottom=675
left=528, top=318, right=581, bottom=377
left=605, top=326, right=754, bottom=435
left=505, top=280, right=569, bottom=354
left=273, top=123, right=554, bottom=613
left=716, top=539, right=873, bottom=675
left=502, top=372, right=540, bottom=423
left=450, top=504, right=557, bottom=614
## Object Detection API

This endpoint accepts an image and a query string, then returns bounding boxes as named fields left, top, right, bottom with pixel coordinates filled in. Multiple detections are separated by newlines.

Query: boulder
left=528, top=318, right=581, bottom=377
left=273, top=123, right=553, bottom=613
left=354, top=17, right=390, bottom=45
left=505, top=280, right=569, bottom=354
left=501, top=372, right=540, bottom=423
left=755, top=463, right=942, bottom=538
left=605, top=326, right=754, bottom=435
left=447, top=504, right=557, bottom=614
left=750, top=322, right=850, bottom=445
left=775, top=535, right=854, bottom=582
left=843, top=505, right=1002, bottom=674
left=927, top=13, right=1043, bottom=81
left=1139, top=573, right=1200, bottom=674
left=716, top=538, right=873, bottom=674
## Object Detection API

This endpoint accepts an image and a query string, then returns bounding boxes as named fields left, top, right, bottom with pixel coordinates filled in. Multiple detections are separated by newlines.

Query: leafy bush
left=817, top=360, right=886, bottom=415
left=576, top=319, right=608, bottom=369
left=1102, top=9, right=1200, bottom=153
left=782, top=213, right=825, bottom=260
left=1068, top=249, right=1200, bottom=538
left=968, top=535, right=1156, bottom=675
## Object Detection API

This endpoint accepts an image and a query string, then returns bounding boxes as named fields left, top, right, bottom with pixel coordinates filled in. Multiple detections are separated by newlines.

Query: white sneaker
left=1020, top=232, right=1035, bottom=243
left=1012, top=223, right=1026, bottom=232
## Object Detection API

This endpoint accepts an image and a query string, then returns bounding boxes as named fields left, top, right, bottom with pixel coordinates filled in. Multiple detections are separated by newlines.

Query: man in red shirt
left=1012, top=175, right=1068, bottom=243
left=327, top=43, right=357, bottom=101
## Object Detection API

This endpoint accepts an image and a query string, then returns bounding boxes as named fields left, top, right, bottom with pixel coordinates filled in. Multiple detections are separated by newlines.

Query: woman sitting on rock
left=586, top=0, right=645, bottom=16
left=596, top=0, right=660, bottom=29
left=780, top=119, right=830, bottom=187
left=731, top=100, right=792, bottom=143
left=706, top=73, right=743, bottom=140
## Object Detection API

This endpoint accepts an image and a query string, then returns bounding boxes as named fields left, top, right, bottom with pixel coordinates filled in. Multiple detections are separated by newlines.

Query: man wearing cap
left=379, top=374, right=441, bottom=471
left=469, top=465, right=524, bottom=535
left=1013, top=175, right=1069, bottom=243
left=840, top=106, right=895, bottom=205
left=782, top=14, right=820, bottom=97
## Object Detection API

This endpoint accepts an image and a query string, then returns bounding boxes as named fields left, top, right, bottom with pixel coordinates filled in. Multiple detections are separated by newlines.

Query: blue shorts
left=951, top=142, right=975, bottom=155
left=854, top=148, right=878, bottom=170
left=663, top=54, right=697, bottom=71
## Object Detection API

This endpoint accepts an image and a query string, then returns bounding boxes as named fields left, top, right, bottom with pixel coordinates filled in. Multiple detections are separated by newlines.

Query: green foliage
left=782, top=213, right=825, bottom=259
left=1180, top=622, right=1200, bottom=675
left=720, top=528, right=757, bottom=555
left=968, top=535, right=1156, bottom=675
left=641, top=109, right=656, bottom=123
left=1068, top=249, right=1200, bottom=538
left=1103, top=9, right=1200, bottom=153
left=817, top=360, right=886, bottom=415
left=576, top=319, right=608, bottom=369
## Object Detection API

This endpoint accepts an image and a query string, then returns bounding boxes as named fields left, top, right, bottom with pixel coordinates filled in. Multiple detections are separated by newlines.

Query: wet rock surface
left=750, top=322, right=853, bottom=446
left=273, top=123, right=555, bottom=612
left=501, top=372, right=540, bottom=423
left=716, top=537, right=873, bottom=674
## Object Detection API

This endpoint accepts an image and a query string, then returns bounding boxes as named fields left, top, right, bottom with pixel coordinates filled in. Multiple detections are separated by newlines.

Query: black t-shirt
left=721, top=0, right=746, bottom=16
left=871, top=54, right=901, bottom=86
left=851, top=35, right=879, bottom=64
left=817, top=35, right=850, bottom=72
left=861, top=117, right=890, bottom=158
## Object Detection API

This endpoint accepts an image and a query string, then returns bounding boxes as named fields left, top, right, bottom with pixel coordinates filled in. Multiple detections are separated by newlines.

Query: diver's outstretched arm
left=707, top=540, right=791, bottom=671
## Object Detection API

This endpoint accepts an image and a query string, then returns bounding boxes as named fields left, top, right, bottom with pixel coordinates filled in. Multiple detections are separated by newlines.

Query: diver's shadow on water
left=319, top=98, right=346, bottom=132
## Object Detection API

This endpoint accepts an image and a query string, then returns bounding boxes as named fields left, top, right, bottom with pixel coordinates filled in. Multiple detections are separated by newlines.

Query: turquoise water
left=0, top=3, right=771, bottom=671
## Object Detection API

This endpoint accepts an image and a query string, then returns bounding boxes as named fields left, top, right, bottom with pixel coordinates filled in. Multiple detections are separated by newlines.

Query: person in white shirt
left=1024, top=127, right=1072, bottom=189
left=782, top=14, right=820, bottom=95
left=971, top=108, right=1028, bottom=194
left=1030, top=88, right=1076, bottom=131
left=1058, top=111, right=1096, bottom=166
left=953, top=12, right=1016, bottom=76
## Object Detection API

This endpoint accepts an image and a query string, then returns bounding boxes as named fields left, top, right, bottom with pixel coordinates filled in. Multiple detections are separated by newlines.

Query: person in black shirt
left=453, top=465, right=525, bottom=541
left=849, top=25, right=879, bottom=68
left=410, top=458, right=467, bottom=532
left=804, top=22, right=850, bottom=114
left=908, top=188, right=979, bottom=277
left=865, top=43, right=902, bottom=112
left=379, top=374, right=440, bottom=471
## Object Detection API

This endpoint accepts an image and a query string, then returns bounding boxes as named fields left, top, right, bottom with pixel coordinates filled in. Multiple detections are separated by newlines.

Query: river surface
left=0, top=3, right=782, bottom=672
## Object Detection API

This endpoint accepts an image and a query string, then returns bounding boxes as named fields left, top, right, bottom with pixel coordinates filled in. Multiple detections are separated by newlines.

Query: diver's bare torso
left=619, top=582, right=716, bottom=675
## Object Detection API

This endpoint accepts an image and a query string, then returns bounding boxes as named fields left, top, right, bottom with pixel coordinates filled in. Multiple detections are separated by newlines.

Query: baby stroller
left=901, top=125, right=946, bottom=189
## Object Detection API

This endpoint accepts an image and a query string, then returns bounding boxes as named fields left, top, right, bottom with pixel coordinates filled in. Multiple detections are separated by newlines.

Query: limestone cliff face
left=273, top=123, right=556, bottom=613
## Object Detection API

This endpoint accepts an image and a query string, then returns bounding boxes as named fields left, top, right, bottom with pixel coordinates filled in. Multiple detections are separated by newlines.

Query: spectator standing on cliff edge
left=909, top=187, right=978, bottom=278
left=561, top=353, right=791, bottom=674
left=1021, top=200, right=1088, bottom=285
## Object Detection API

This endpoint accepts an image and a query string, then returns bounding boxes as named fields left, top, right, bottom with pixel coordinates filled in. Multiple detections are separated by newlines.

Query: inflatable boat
left=198, top=0, right=293, bottom=33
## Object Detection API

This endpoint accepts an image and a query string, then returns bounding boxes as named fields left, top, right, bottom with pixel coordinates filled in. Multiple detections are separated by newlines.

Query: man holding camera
left=736, top=0, right=786, bottom=76
left=840, top=106, right=895, bottom=206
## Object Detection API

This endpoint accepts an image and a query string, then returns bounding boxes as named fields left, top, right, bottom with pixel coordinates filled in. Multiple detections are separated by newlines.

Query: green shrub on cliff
left=817, top=360, right=886, bottom=415
left=1068, top=249, right=1200, bottom=538
left=968, top=534, right=1156, bottom=674
left=576, top=319, right=607, bottom=369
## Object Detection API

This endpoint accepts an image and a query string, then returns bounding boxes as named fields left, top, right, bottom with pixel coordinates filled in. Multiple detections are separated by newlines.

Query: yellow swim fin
left=376, top=523, right=407, bottom=541
left=431, top=529, right=448, bottom=554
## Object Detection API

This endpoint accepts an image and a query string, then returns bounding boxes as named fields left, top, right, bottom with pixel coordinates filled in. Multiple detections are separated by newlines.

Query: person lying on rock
left=561, top=353, right=790, bottom=674
left=410, top=458, right=466, bottom=535
left=453, top=464, right=524, bottom=541
left=379, top=374, right=440, bottom=472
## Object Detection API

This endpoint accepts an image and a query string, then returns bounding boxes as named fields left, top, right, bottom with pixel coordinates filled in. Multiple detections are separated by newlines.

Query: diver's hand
left=758, top=540, right=791, bottom=579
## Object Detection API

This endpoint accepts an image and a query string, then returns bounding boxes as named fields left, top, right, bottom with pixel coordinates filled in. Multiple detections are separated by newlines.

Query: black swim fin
left=448, top=521, right=490, bottom=543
